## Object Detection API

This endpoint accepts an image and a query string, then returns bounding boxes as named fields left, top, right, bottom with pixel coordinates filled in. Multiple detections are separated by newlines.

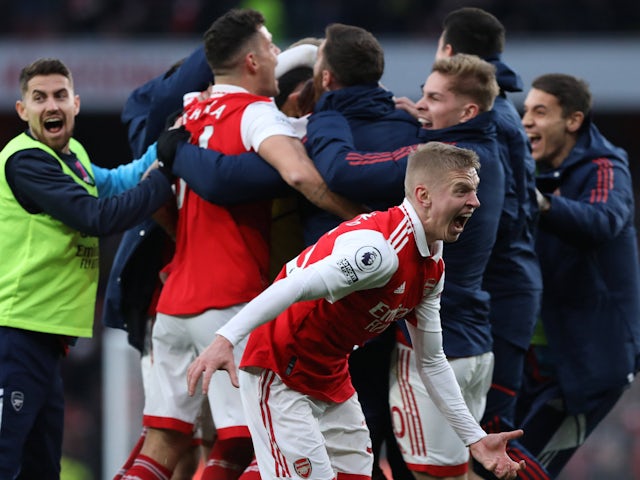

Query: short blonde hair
left=431, top=53, right=499, bottom=112
left=404, top=142, right=480, bottom=196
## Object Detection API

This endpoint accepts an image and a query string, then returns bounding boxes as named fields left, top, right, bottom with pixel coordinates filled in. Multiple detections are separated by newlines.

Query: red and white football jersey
left=241, top=200, right=445, bottom=403
left=157, top=86, right=290, bottom=315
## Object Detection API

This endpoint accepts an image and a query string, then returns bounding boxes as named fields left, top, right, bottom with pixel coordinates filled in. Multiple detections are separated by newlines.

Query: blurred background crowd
left=1, top=1, right=639, bottom=479
left=1, top=0, right=640, bottom=40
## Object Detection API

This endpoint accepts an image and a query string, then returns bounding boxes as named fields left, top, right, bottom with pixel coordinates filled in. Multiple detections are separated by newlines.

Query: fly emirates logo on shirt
left=365, top=302, right=411, bottom=334
left=364, top=277, right=440, bottom=334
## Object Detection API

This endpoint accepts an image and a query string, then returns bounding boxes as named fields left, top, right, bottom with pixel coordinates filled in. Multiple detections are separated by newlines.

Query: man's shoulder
left=443, top=116, right=500, bottom=157
left=187, top=89, right=272, bottom=112
left=492, top=97, right=524, bottom=130
left=564, top=124, right=628, bottom=171
left=209, top=87, right=271, bottom=103
left=6, top=144, right=58, bottom=166
left=339, top=207, right=411, bottom=245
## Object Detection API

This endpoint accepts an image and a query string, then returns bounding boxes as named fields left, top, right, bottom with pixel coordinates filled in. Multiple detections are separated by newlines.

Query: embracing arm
left=172, top=141, right=291, bottom=204
left=8, top=152, right=172, bottom=237
left=306, top=111, right=415, bottom=203
left=259, top=134, right=365, bottom=220
left=142, top=46, right=213, bottom=148
left=394, top=95, right=420, bottom=120
left=538, top=159, right=635, bottom=245
left=93, top=143, right=157, bottom=196
left=169, top=124, right=366, bottom=210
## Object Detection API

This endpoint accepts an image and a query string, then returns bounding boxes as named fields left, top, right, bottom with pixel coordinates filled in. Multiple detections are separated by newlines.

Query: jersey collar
left=209, top=84, right=250, bottom=95
left=401, top=198, right=443, bottom=260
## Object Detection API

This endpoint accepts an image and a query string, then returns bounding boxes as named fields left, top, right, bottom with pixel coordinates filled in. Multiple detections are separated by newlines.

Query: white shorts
left=143, top=307, right=250, bottom=440
left=239, top=368, right=373, bottom=480
left=141, top=346, right=215, bottom=443
left=389, top=341, right=493, bottom=476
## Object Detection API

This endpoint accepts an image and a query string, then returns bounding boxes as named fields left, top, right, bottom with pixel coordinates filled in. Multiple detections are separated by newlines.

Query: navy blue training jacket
left=5, top=136, right=172, bottom=237
left=305, top=106, right=504, bottom=358
left=536, top=121, right=640, bottom=414
left=482, top=56, right=542, bottom=349
left=301, top=84, right=422, bottom=244
left=418, top=112, right=504, bottom=357
left=122, top=45, right=213, bottom=158
left=102, top=45, right=212, bottom=347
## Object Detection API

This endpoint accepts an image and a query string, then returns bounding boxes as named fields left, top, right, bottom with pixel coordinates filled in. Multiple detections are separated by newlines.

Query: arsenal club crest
left=293, top=457, right=312, bottom=478
left=11, top=391, right=24, bottom=412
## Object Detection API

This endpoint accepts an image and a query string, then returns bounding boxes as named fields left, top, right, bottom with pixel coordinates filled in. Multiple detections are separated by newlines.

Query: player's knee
left=143, top=427, right=193, bottom=458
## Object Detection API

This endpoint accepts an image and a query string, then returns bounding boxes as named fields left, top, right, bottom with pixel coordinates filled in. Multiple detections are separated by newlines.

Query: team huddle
left=1, top=5, right=639, bottom=480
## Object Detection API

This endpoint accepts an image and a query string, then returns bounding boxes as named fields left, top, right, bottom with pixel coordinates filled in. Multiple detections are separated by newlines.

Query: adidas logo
left=394, top=282, right=406, bottom=294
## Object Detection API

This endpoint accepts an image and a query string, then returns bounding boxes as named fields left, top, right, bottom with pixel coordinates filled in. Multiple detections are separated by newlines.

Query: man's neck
left=214, top=74, right=255, bottom=94
left=550, top=135, right=579, bottom=169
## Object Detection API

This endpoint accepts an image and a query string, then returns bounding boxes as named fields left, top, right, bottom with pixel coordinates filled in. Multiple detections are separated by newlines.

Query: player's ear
left=16, top=100, right=28, bottom=121
left=322, top=69, right=334, bottom=90
left=460, top=103, right=479, bottom=123
left=246, top=51, right=259, bottom=73
left=415, top=184, right=431, bottom=208
left=566, top=110, right=584, bottom=133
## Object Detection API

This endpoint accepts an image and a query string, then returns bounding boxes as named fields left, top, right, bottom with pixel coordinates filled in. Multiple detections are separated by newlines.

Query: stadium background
left=0, top=1, right=639, bottom=478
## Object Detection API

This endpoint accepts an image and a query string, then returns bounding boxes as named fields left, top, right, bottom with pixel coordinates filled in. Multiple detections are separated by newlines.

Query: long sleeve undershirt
left=5, top=145, right=171, bottom=236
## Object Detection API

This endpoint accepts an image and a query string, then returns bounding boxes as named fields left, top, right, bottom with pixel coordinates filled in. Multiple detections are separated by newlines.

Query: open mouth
left=44, top=118, right=63, bottom=133
left=527, top=133, right=541, bottom=149
left=452, top=213, right=472, bottom=231
left=418, top=117, right=433, bottom=129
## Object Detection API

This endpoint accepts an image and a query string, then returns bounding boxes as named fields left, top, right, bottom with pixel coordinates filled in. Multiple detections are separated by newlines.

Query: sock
left=113, top=428, right=147, bottom=480
left=201, top=437, right=254, bottom=480
left=121, top=454, right=172, bottom=480
left=238, top=457, right=261, bottom=480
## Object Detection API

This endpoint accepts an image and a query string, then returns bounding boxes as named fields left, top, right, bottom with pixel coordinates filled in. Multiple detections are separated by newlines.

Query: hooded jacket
left=306, top=105, right=504, bottom=357
left=482, top=56, right=542, bottom=348
left=536, top=121, right=640, bottom=414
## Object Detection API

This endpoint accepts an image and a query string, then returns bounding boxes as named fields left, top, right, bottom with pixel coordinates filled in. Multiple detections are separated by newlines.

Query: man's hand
left=394, top=96, right=419, bottom=120
left=186, top=335, right=238, bottom=396
left=141, top=159, right=160, bottom=181
left=469, top=430, right=526, bottom=479
left=535, top=188, right=551, bottom=213
left=156, top=126, right=191, bottom=176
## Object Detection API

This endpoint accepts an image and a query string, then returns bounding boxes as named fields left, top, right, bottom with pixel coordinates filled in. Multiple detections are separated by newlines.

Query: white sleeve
left=413, top=272, right=444, bottom=331
left=407, top=303, right=487, bottom=446
left=289, top=229, right=399, bottom=303
left=217, top=229, right=398, bottom=345
left=288, top=115, right=308, bottom=139
left=241, top=101, right=297, bottom=151
left=275, top=44, right=318, bottom=78
left=216, top=266, right=329, bottom=346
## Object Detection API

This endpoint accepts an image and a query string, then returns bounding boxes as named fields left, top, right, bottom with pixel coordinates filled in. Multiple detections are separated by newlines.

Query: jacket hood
left=417, top=109, right=498, bottom=144
left=315, top=84, right=398, bottom=119
left=485, top=55, right=523, bottom=93
left=563, top=122, right=629, bottom=169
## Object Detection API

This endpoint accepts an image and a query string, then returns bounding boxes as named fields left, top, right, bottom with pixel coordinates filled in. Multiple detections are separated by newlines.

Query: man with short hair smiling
left=386, top=53, right=505, bottom=480
left=422, top=8, right=543, bottom=478
left=0, top=57, right=173, bottom=479
left=515, top=73, right=640, bottom=479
